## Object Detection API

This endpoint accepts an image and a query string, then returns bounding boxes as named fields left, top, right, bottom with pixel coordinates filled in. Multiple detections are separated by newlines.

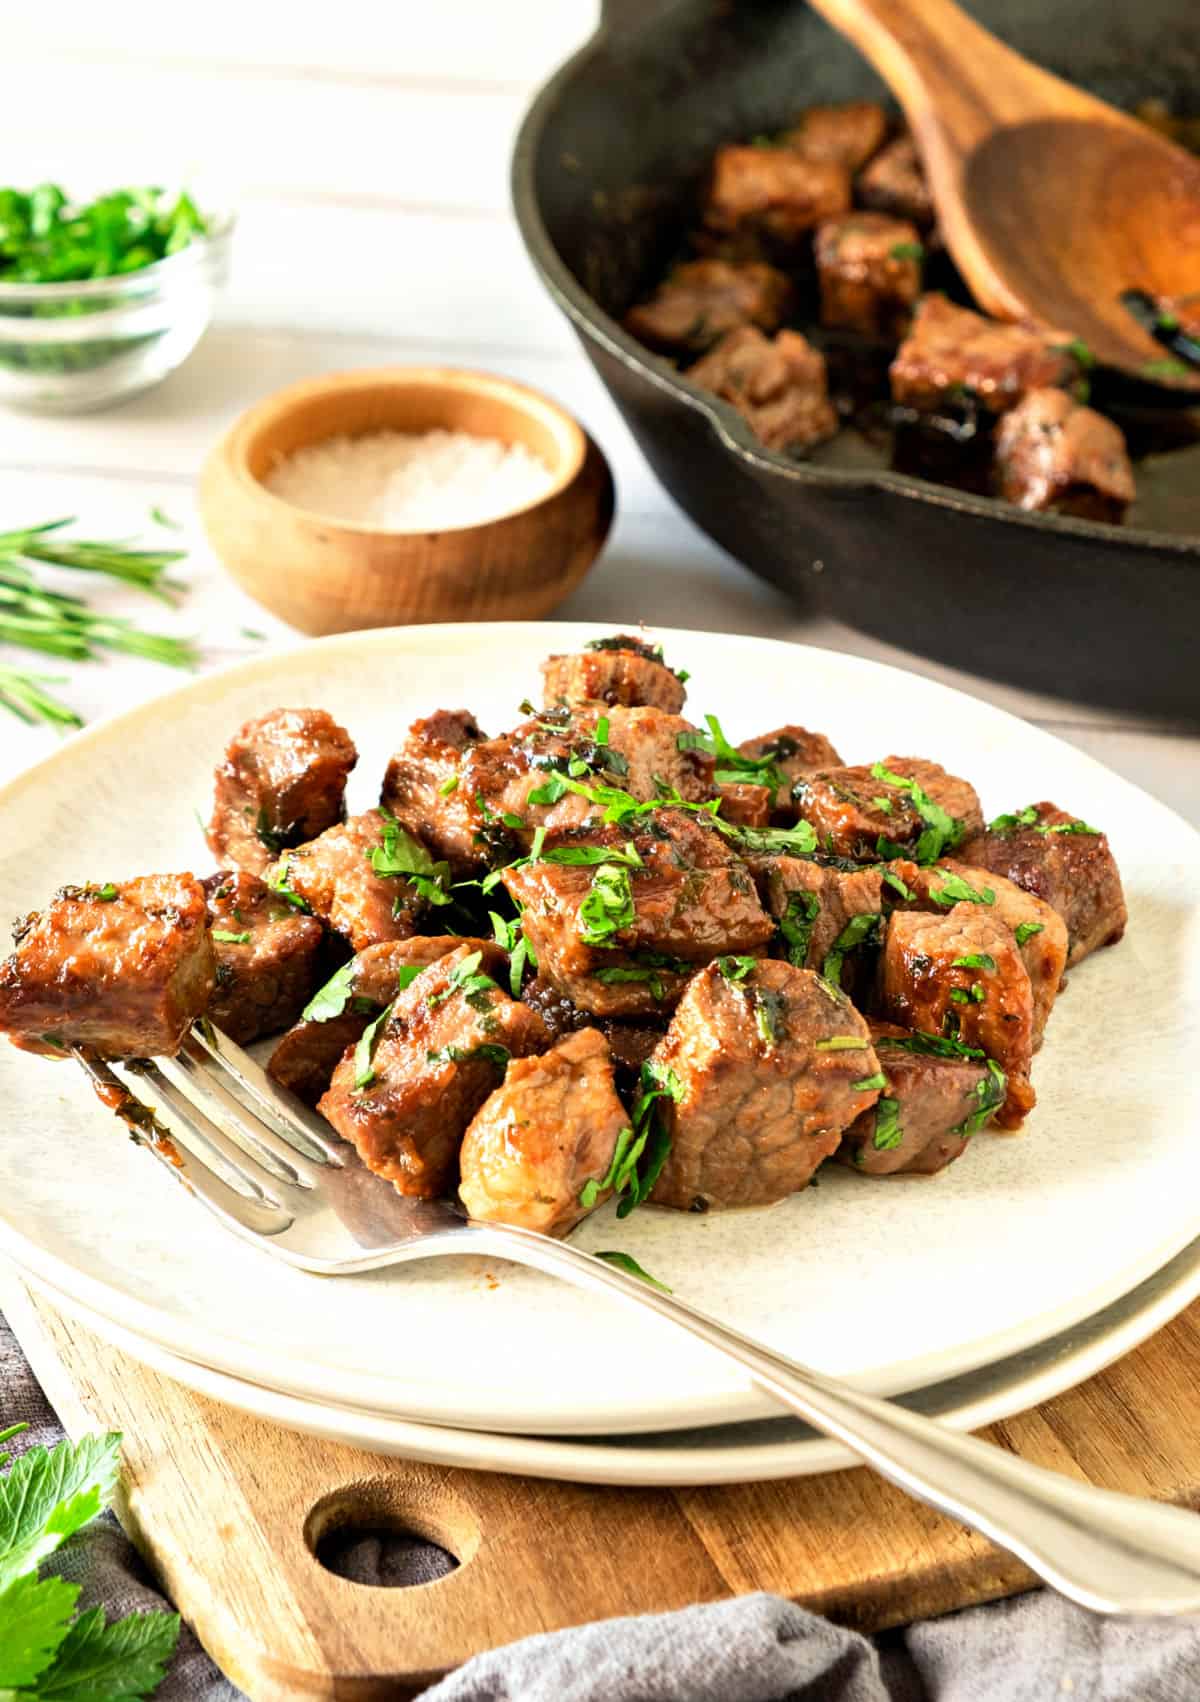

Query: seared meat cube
left=856, top=133, right=935, bottom=229
left=624, top=260, right=793, bottom=357
left=319, top=943, right=548, bottom=1197
left=885, top=858, right=1067, bottom=1046
left=717, top=782, right=772, bottom=828
left=736, top=725, right=843, bottom=821
left=273, top=810, right=435, bottom=951
left=687, top=327, right=838, bottom=454
left=877, top=904, right=1035, bottom=1127
left=994, top=389, right=1134, bottom=523
left=0, top=875, right=214, bottom=1060
left=503, top=810, right=772, bottom=1019
left=795, top=756, right=983, bottom=863
left=761, top=858, right=883, bottom=994
left=520, top=974, right=664, bottom=1094
left=267, top=936, right=503, bottom=1105
left=648, top=959, right=881, bottom=1211
left=704, top=145, right=851, bottom=250
left=207, top=708, right=356, bottom=878
left=838, top=1020, right=1004, bottom=1175
left=381, top=709, right=488, bottom=878
left=957, top=803, right=1127, bottom=968
left=891, top=294, right=1077, bottom=417
left=462, top=704, right=712, bottom=850
left=779, top=101, right=889, bottom=172
left=458, top=1029, right=629, bottom=1236
left=541, top=637, right=686, bottom=714
left=814, top=212, right=923, bottom=338
left=202, top=871, right=324, bottom=1046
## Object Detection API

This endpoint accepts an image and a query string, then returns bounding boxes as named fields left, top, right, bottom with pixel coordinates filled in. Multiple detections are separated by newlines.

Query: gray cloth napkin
left=4, top=1311, right=1197, bottom=1702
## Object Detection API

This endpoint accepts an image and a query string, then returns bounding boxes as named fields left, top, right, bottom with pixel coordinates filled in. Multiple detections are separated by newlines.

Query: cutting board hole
left=304, top=1482, right=477, bottom=1590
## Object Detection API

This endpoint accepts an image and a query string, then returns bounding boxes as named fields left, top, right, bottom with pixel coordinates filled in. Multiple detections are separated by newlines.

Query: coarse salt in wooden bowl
left=199, top=366, right=614, bottom=635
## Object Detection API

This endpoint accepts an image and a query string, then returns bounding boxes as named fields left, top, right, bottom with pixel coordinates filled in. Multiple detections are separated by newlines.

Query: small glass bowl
left=0, top=212, right=235, bottom=413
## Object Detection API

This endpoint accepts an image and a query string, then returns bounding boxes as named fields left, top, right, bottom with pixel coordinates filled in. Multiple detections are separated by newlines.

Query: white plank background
left=1, top=0, right=1197, bottom=831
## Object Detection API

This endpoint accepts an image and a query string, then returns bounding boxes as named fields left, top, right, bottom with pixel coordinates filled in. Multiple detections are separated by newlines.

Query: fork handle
left=472, top=1222, right=1200, bottom=1616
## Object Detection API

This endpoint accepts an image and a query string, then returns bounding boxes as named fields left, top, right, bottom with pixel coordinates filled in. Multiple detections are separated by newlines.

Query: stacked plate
left=3, top=625, right=1199, bottom=1486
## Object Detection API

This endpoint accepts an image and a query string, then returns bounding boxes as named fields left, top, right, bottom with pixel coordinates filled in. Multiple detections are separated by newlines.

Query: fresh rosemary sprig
left=0, top=666, right=83, bottom=727
left=0, top=517, right=186, bottom=599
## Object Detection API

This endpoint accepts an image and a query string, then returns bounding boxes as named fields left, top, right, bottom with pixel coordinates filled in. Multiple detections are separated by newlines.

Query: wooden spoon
left=807, top=0, right=1200, bottom=391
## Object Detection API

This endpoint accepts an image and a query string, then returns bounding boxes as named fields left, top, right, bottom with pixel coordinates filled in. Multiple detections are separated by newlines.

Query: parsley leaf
left=952, top=952, right=995, bottom=971
left=93, top=883, right=118, bottom=902
left=716, top=955, right=757, bottom=981
left=1014, top=921, right=1044, bottom=947
left=438, top=774, right=460, bottom=797
left=426, top=1042, right=509, bottom=1070
left=28, top=1602, right=180, bottom=1701
left=0, top=1432, right=119, bottom=1593
left=814, top=1035, right=868, bottom=1051
left=875, top=1030, right=985, bottom=1060
left=211, top=928, right=251, bottom=945
left=988, top=805, right=1039, bottom=833
left=677, top=714, right=787, bottom=801
left=353, top=1001, right=394, bottom=1090
left=870, top=762, right=961, bottom=863
left=612, top=1059, right=686, bottom=1220
left=594, top=1250, right=672, bottom=1292
left=1038, top=819, right=1101, bottom=837
left=368, top=811, right=452, bottom=907
left=544, top=842, right=643, bottom=868
left=928, top=869, right=995, bottom=907
left=953, top=1059, right=1007, bottom=1135
left=821, top=912, right=881, bottom=988
left=302, top=960, right=358, bottom=1023
left=717, top=819, right=818, bottom=857
left=873, top=1097, right=904, bottom=1151
left=778, top=889, right=821, bottom=967
left=0, top=1569, right=80, bottom=1689
left=890, top=241, right=925, bottom=261
left=265, top=859, right=311, bottom=913
left=852, top=1071, right=887, bottom=1092
left=593, top=952, right=688, bottom=1001
left=427, top=950, right=498, bottom=1013
left=753, top=986, right=787, bottom=1049
left=579, top=863, right=636, bottom=946
left=579, top=1125, right=635, bottom=1208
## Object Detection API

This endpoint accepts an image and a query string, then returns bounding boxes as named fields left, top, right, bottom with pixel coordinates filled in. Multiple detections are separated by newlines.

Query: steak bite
left=814, top=212, right=923, bottom=339
left=318, top=943, right=548, bottom=1198
left=957, top=803, right=1127, bottom=968
left=760, top=857, right=884, bottom=993
left=890, top=294, right=1077, bottom=417
left=795, top=756, right=983, bottom=863
left=461, top=704, right=713, bottom=850
left=716, top=782, right=772, bottom=828
left=877, top=904, right=1036, bottom=1127
left=381, top=709, right=488, bottom=878
left=838, top=1020, right=1005, bottom=1176
left=687, top=327, right=838, bottom=454
left=458, top=1028, right=630, bottom=1236
left=704, top=145, right=851, bottom=250
left=856, top=132, right=935, bottom=229
left=779, top=101, right=889, bottom=172
left=520, top=974, right=664, bottom=1090
left=541, top=636, right=686, bottom=714
left=272, top=809, right=439, bottom=952
left=647, top=959, right=881, bottom=1211
left=886, top=858, right=1067, bottom=1046
left=267, top=936, right=503, bottom=1105
left=202, top=871, right=324, bottom=1046
left=0, top=875, right=214, bottom=1061
left=502, top=810, right=773, bottom=1019
left=993, top=389, right=1134, bottom=523
left=736, top=725, right=843, bottom=820
left=624, top=259, right=793, bottom=357
left=207, top=708, right=357, bottom=878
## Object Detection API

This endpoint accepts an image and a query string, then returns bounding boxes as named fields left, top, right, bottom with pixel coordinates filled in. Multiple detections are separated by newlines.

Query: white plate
left=1, top=624, right=1198, bottom=1436
left=11, top=1227, right=1200, bottom=1486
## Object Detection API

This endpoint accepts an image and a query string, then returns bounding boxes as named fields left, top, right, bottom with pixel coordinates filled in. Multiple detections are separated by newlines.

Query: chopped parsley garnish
left=593, top=952, right=688, bottom=1001
left=426, top=1042, right=510, bottom=1070
left=490, top=911, right=534, bottom=997
left=1014, top=921, right=1044, bottom=947
left=852, top=1070, right=887, bottom=1092
left=368, top=810, right=452, bottom=906
left=779, top=889, right=821, bottom=967
left=303, top=960, right=357, bottom=1022
left=928, top=869, right=995, bottom=907
left=821, top=912, right=881, bottom=988
left=428, top=949, right=498, bottom=1012
left=872, top=795, right=894, bottom=814
left=949, top=984, right=986, bottom=1005
left=579, top=862, right=636, bottom=946
left=814, top=1035, right=868, bottom=1051
left=870, top=762, right=961, bottom=863
left=717, top=955, right=757, bottom=981
left=875, top=1030, right=985, bottom=1061
left=677, top=713, right=786, bottom=801
left=879, top=867, right=915, bottom=902
left=952, top=1059, right=1007, bottom=1135
left=579, top=1125, right=635, bottom=1208
left=266, top=858, right=312, bottom=912
left=395, top=963, right=425, bottom=992
left=595, top=715, right=610, bottom=745
left=545, top=841, right=643, bottom=868
left=718, top=819, right=818, bottom=857
left=952, top=952, right=995, bottom=971
left=1141, top=357, right=1193, bottom=380
left=988, top=805, right=1039, bottom=833
left=596, top=1058, right=686, bottom=1220
left=890, top=241, right=925, bottom=261
left=526, top=774, right=569, bottom=806
left=93, top=882, right=119, bottom=901
left=593, top=1249, right=672, bottom=1292
left=254, top=809, right=289, bottom=856
left=1038, top=819, right=1101, bottom=836
left=438, top=774, right=460, bottom=796
left=211, top=928, right=251, bottom=945
left=1058, top=337, right=1096, bottom=369
left=353, top=1001, right=394, bottom=1090
left=873, top=1097, right=904, bottom=1151
left=753, top=986, right=787, bottom=1049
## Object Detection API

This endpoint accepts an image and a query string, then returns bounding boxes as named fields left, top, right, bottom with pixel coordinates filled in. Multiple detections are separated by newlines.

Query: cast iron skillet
left=512, top=0, right=1200, bottom=720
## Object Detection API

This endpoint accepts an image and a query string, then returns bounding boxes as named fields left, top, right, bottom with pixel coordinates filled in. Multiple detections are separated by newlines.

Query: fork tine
left=188, top=1024, right=345, bottom=1165
left=131, top=1061, right=301, bottom=1220
left=71, top=1049, right=289, bottom=1237
left=158, top=1048, right=321, bottom=1189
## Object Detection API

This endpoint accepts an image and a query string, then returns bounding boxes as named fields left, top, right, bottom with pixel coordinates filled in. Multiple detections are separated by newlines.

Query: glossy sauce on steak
left=207, top=708, right=356, bottom=878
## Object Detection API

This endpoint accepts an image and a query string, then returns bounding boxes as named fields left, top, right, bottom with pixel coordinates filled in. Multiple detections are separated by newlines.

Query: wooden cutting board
left=9, top=1280, right=1200, bottom=1702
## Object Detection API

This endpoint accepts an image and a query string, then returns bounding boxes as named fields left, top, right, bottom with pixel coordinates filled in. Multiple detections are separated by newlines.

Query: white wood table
left=1, top=1, right=1196, bottom=829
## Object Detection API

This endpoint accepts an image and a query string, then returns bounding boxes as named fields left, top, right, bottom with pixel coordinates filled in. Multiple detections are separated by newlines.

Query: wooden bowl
left=199, top=366, right=614, bottom=634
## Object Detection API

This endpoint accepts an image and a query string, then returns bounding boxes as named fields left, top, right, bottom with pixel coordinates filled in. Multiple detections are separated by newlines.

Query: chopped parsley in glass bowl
left=0, top=184, right=233, bottom=413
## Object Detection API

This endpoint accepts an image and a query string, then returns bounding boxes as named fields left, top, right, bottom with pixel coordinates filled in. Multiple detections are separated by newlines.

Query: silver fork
left=74, top=1027, right=1200, bottom=1617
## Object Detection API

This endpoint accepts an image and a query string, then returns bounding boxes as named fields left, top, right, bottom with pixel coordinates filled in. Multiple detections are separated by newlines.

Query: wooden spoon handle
left=806, top=0, right=1060, bottom=158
